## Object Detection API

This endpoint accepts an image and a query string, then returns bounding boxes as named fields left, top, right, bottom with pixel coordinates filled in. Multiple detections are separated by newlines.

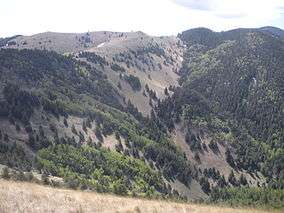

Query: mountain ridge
left=0, top=26, right=283, bottom=205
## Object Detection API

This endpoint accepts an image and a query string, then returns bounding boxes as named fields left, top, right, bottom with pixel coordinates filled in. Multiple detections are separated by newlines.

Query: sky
left=1, top=0, right=284, bottom=37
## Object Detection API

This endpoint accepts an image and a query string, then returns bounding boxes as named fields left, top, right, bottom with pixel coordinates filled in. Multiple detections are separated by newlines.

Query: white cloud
left=172, top=0, right=214, bottom=11
left=0, top=0, right=283, bottom=37
left=172, top=0, right=284, bottom=19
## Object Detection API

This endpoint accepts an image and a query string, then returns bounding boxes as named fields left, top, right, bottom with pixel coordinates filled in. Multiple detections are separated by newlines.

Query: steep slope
left=0, top=48, right=123, bottom=168
left=178, top=26, right=284, bottom=49
left=259, top=26, right=284, bottom=39
left=79, top=33, right=183, bottom=115
left=0, top=27, right=283, bottom=202
left=4, top=31, right=143, bottom=53
left=0, top=35, right=21, bottom=47
left=0, top=48, right=203, bottom=199
left=3, top=31, right=184, bottom=115
left=178, top=29, right=284, bottom=149
left=156, top=28, right=284, bottom=191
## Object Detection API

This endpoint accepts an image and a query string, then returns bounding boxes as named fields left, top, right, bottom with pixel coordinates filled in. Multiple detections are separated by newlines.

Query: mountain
left=178, top=26, right=284, bottom=49
left=0, top=35, right=21, bottom=47
left=259, top=26, right=284, bottom=39
left=0, top=43, right=198, bottom=199
left=158, top=27, right=284, bottom=183
left=3, top=31, right=183, bottom=115
left=0, top=27, right=283, bottom=206
left=177, top=28, right=284, bottom=145
left=3, top=31, right=137, bottom=53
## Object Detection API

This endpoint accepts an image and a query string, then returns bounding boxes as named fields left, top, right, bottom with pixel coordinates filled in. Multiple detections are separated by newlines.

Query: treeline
left=123, top=74, right=141, bottom=91
left=210, top=187, right=284, bottom=209
left=36, top=144, right=166, bottom=197
left=90, top=105, right=193, bottom=188
left=0, top=83, right=40, bottom=124
left=177, top=31, right=284, bottom=150
left=156, top=30, right=284, bottom=183
left=0, top=47, right=193, bottom=195
left=0, top=49, right=124, bottom=123
left=78, top=52, right=108, bottom=67
left=0, top=132, right=32, bottom=171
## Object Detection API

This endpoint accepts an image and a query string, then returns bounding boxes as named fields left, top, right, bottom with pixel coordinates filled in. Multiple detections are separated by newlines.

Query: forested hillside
left=0, top=48, right=194, bottom=199
left=156, top=28, right=284, bottom=195
left=0, top=27, right=283, bottom=208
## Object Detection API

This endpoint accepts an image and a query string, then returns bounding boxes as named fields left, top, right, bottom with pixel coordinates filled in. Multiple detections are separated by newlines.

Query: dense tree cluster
left=124, top=74, right=141, bottom=91
left=0, top=28, right=283, bottom=206
left=0, top=49, right=122, bottom=115
left=156, top=29, right=284, bottom=185
left=36, top=144, right=166, bottom=196
left=110, top=63, right=126, bottom=72
left=1, top=84, right=40, bottom=123
left=78, top=51, right=108, bottom=67
left=210, top=187, right=284, bottom=209
left=0, top=136, right=32, bottom=170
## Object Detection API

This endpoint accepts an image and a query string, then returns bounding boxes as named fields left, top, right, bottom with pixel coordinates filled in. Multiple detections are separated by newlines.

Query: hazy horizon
left=1, top=0, right=284, bottom=37
left=2, top=25, right=284, bottom=38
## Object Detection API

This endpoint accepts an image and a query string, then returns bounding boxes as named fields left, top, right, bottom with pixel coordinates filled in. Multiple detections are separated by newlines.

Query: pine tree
left=95, top=127, right=103, bottom=142
left=63, top=118, right=68, bottom=127
left=239, top=174, right=248, bottom=186
left=225, top=148, right=235, bottom=168
left=164, top=87, right=169, bottom=96
left=200, top=177, right=211, bottom=194
left=82, top=121, right=87, bottom=133
left=228, top=170, right=238, bottom=186
left=1, top=167, right=10, bottom=179
left=71, top=124, right=78, bottom=135
left=4, top=134, right=9, bottom=142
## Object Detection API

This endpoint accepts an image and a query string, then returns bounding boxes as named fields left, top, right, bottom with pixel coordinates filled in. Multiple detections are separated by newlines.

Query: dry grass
left=0, top=180, right=277, bottom=213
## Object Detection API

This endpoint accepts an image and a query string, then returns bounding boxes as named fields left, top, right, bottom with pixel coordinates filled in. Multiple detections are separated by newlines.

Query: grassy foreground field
left=0, top=179, right=279, bottom=213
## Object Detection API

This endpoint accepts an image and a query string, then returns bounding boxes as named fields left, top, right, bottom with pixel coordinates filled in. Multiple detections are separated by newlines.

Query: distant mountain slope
left=156, top=28, right=284, bottom=186
left=3, top=31, right=143, bottom=53
left=0, top=35, right=21, bottom=47
left=178, top=26, right=284, bottom=49
left=0, top=26, right=283, bottom=201
left=83, top=33, right=183, bottom=114
left=177, top=30, right=284, bottom=147
left=2, top=31, right=184, bottom=115
left=259, top=26, right=284, bottom=39
left=0, top=48, right=200, bottom=199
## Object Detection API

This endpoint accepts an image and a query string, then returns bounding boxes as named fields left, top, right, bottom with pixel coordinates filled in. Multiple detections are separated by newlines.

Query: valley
left=0, top=26, right=283, bottom=211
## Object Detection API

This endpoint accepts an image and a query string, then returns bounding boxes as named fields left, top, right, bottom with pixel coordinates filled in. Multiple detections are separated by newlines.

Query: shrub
left=124, top=75, right=141, bottom=91
left=1, top=167, right=10, bottom=179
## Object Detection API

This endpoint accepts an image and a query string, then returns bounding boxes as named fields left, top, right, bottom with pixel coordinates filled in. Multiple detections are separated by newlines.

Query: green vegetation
left=1, top=167, right=10, bottom=179
left=0, top=27, right=283, bottom=207
left=210, top=187, right=284, bottom=209
left=178, top=30, right=283, bottom=150
left=0, top=138, right=32, bottom=170
left=157, top=29, right=284, bottom=189
left=0, top=48, right=192, bottom=198
left=124, top=74, right=142, bottom=91
left=36, top=144, right=165, bottom=196
left=111, top=63, right=126, bottom=72
left=78, top=51, right=108, bottom=67
left=1, top=84, right=40, bottom=123
left=0, top=35, right=20, bottom=47
left=0, top=49, right=121, bottom=113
